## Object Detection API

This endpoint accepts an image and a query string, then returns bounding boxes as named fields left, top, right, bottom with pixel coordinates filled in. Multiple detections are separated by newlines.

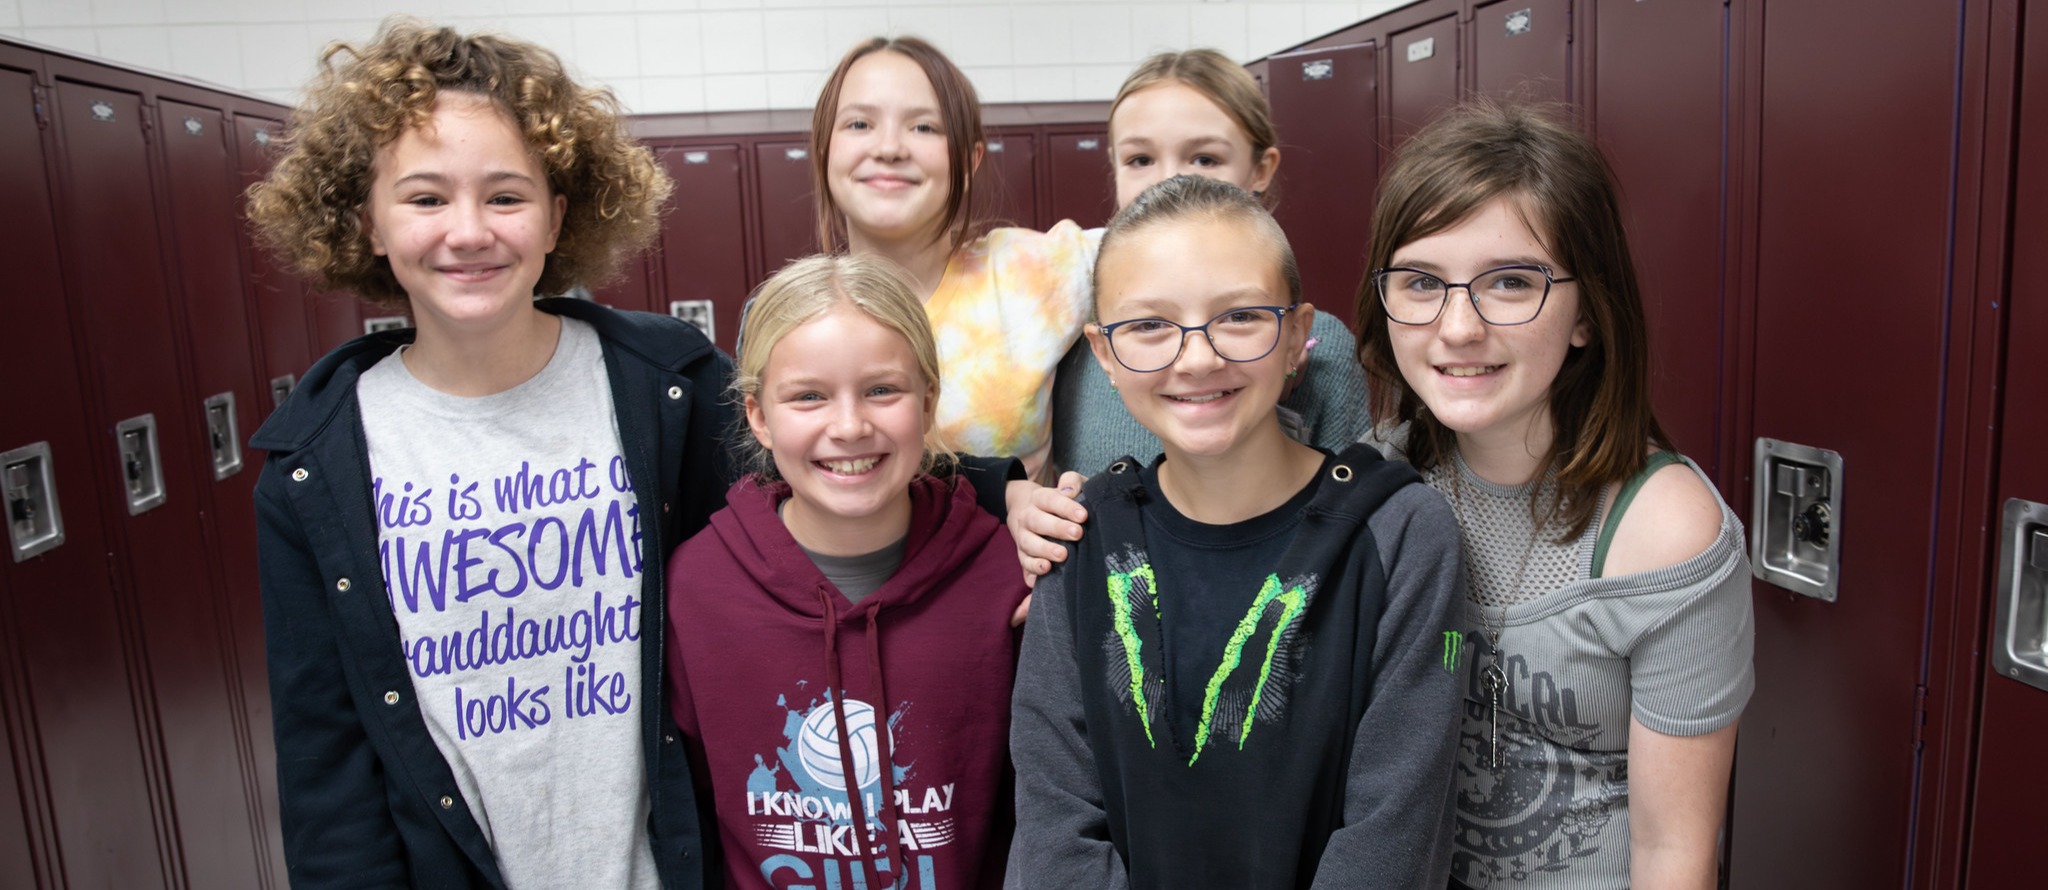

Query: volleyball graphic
left=796, top=699, right=889, bottom=792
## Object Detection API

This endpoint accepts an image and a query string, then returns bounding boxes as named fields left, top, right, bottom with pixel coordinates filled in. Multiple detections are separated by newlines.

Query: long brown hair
left=809, top=37, right=984, bottom=253
left=1355, top=100, right=1670, bottom=536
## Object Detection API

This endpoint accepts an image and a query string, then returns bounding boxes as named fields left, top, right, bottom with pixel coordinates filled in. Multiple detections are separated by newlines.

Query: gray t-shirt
left=358, top=317, right=659, bottom=890
left=1428, top=454, right=1755, bottom=889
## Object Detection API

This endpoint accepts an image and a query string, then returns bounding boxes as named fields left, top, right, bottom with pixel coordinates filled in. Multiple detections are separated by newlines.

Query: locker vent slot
left=3, top=442, right=64, bottom=562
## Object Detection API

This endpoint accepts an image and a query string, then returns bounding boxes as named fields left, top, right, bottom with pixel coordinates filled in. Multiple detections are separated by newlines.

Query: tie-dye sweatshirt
left=926, top=220, right=1095, bottom=477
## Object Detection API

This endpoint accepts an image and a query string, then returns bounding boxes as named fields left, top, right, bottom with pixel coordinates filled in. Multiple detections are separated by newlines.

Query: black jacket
left=249, top=299, right=728, bottom=889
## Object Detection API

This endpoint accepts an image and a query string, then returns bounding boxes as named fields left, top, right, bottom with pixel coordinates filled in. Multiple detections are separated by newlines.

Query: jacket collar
left=249, top=298, right=714, bottom=453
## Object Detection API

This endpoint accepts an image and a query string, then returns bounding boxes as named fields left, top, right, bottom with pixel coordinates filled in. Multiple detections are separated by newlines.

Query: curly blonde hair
left=246, top=18, right=672, bottom=308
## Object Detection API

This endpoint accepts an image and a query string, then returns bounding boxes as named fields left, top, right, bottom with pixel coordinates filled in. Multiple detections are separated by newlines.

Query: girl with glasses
left=1357, top=102, right=1754, bottom=890
left=1006, top=174, right=1465, bottom=889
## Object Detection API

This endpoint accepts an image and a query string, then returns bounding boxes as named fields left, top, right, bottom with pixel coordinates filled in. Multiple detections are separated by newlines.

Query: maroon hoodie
left=666, top=474, right=1027, bottom=890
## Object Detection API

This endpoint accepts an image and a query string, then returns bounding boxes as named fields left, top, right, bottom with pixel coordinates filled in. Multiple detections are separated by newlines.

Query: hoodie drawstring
left=817, top=585, right=906, bottom=888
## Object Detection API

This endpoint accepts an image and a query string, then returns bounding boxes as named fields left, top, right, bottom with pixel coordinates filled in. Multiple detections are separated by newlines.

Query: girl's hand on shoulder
left=1005, top=472, right=1089, bottom=591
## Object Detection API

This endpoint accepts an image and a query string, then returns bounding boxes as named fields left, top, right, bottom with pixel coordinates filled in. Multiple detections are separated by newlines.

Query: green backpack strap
left=1590, top=451, right=1692, bottom=578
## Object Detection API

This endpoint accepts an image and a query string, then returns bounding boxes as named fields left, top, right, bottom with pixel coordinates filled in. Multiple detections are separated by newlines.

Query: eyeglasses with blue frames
left=1370, top=265, right=1576, bottom=326
left=1096, top=304, right=1299, bottom=374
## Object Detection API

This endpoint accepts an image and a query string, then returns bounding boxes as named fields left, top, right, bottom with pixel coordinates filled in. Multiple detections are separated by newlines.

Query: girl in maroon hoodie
left=665, top=254, right=1029, bottom=890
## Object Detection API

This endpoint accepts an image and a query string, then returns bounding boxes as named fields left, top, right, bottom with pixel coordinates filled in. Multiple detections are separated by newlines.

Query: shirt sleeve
left=1627, top=532, right=1757, bottom=736
left=1005, top=560, right=1130, bottom=890
left=1312, top=483, right=1465, bottom=890
left=255, top=463, right=411, bottom=888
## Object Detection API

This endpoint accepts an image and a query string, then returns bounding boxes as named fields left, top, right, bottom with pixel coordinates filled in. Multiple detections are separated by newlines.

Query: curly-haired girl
left=245, top=19, right=719, bottom=889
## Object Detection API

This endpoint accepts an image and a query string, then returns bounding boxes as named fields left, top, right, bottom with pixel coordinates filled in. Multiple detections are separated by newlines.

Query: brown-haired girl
left=245, top=19, right=715, bottom=888
left=1357, top=101, right=1754, bottom=889
left=809, top=37, right=1096, bottom=480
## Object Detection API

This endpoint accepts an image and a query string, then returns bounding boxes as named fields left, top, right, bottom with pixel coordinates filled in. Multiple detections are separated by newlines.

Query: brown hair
left=246, top=17, right=672, bottom=308
left=1355, top=100, right=1670, bottom=537
left=732, top=254, right=956, bottom=483
left=809, top=37, right=984, bottom=253
left=1110, top=48, right=1279, bottom=206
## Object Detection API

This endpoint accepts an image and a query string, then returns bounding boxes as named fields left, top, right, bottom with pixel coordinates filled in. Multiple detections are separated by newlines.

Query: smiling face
left=825, top=51, right=955, bottom=249
left=1089, top=214, right=1310, bottom=461
left=746, top=301, right=934, bottom=553
left=364, top=92, right=563, bottom=336
left=1110, top=82, right=1278, bottom=210
left=1384, top=196, right=1590, bottom=457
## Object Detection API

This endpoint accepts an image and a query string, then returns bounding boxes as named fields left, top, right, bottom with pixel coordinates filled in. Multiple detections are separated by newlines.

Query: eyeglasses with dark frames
left=1370, top=265, right=1576, bottom=326
left=1096, top=304, right=1299, bottom=374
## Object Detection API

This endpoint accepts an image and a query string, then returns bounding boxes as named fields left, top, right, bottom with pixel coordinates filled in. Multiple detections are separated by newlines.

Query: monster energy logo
left=1443, top=631, right=1464, bottom=672
left=1104, top=564, right=1310, bottom=765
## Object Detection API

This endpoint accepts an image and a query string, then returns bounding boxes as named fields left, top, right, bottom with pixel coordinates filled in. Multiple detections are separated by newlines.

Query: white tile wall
left=5, top=1, right=1399, bottom=114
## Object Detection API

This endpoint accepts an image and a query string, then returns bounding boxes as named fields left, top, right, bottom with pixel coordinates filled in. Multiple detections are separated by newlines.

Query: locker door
left=1267, top=42, right=1379, bottom=329
left=1726, top=1, right=1960, bottom=886
left=0, top=659, right=38, bottom=890
left=977, top=130, right=1039, bottom=231
left=156, top=97, right=275, bottom=890
left=1473, top=0, right=1572, bottom=103
left=658, top=144, right=750, bottom=353
left=232, top=115, right=313, bottom=406
left=0, top=67, right=169, bottom=890
left=311, top=290, right=369, bottom=354
left=1386, top=16, right=1460, bottom=155
left=1594, top=0, right=1728, bottom=476
left=51, top=77, right=253, bottom=888
left=1963, top=6, right=2048, bottom=884
left=587, top=254, right=658, bottom=313
left=753, top=139, right=818, bottom=283
left=1044, top=129, right=1113, bottom=229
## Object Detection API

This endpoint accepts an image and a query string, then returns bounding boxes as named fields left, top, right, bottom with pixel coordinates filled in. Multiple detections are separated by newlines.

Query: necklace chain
left=1446, top=457, right=1548, bottom=770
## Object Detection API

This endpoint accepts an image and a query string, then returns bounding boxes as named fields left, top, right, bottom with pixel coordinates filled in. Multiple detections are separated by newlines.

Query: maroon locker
left=657, top=143, right=751, bottom=353
left=1385, top=16, right=1461, bottom=154
left=976, top=129, right=1039, bottom=231
left=587, top=254, right=658, bottom=312
left=1044, top=129, right=1113, bottom=229
left=1593, top=0, right=1727, bottom=476
left=1964, top=4, right=2048, bottom=884
left=1266, top=42, right=1379, bottom=328
left=0, top=660, right=36, bottom=890
left=0, top=64, right=169, bottom=890
left=232, top=115, right=314, bottom=407
left=155, top=97, right=278, bottom=890
left=1472, top=0, right=1573, bottom=103
left=1726, top=0, right=1961, bottom=885
left=753, top=138, right=818, bottom=281
left=50, top=75, right=258, bottom=888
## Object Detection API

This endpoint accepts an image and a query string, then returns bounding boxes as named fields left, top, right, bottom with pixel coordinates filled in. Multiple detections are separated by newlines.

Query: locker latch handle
left=3, top=442, right=64, bottom=561
left=202, top=392, right=243, bottom=480
left=113, top=414, right=165, bottom=515
left=1751, top=438, right=1846, bottom=601
left=1992, top=499, right=2048, bottom=694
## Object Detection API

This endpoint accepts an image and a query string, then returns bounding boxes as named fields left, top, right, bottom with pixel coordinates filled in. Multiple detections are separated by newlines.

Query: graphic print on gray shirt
left=1428, top=455, right=1754, bottom=889
left=358, top=317, right=659, bottom=890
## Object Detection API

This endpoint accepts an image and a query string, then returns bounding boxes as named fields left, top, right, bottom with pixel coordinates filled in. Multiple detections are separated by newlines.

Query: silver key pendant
left=1482, top=660, right=1508, bottom=768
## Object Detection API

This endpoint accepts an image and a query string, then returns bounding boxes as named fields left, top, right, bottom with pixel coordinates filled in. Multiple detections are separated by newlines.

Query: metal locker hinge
left=203, top=392, right=243, bottom=480
left=114, top=414, right=166, bottom=515
left=1992, top=499, right=2048, bottom=693
left=1751, top=438, right=1845, bottom=601
left=4, top=442, right=64, bottom=562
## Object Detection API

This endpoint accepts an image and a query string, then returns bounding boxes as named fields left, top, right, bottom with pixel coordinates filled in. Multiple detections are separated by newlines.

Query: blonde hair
left=732, top=255, right=955, bottom=481
left=246, top=17, right=672, bottom=308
